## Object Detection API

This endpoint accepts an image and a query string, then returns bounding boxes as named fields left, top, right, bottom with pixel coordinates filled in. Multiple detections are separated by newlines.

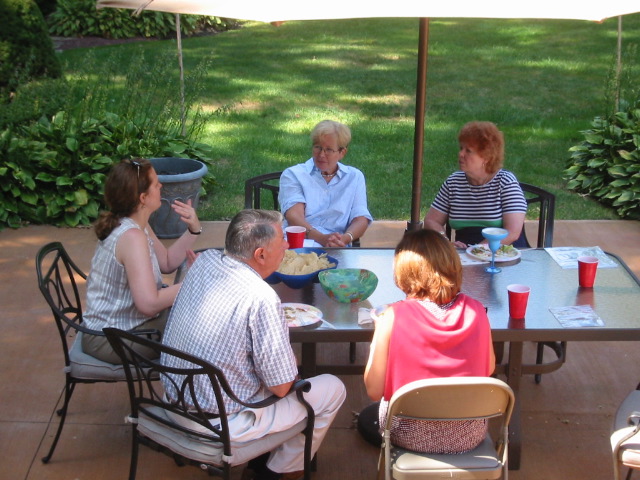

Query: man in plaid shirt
left=162, top=209, right=346, bottom=480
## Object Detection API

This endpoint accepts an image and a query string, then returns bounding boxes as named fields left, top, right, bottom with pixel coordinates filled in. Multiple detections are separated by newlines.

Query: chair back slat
left=381, top=377, right=514, bottom=480
left=36, top=242, right=93, bottom=364
left=244, top=172, right=283, bottom=210
left=520, top=182, right=556, bottom=248
left=37, top=242, right=85, bottom=325
left=388, top=378, right=513, bottom=420
left=104, top=327, right=315, bottom=471
left=105, top=327, right=231, bottom=446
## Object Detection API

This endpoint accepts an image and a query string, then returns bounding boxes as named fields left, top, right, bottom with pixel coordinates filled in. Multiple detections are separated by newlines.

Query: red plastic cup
left=285, top=226, right=306, bottom=249
left=578, top=256, right=599, bottom=288
left=507, top=284, right=531, bottom=319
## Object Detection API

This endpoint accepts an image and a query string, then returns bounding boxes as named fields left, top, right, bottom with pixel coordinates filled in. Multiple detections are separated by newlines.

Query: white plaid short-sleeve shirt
left=161, top=249, right=298, bottom=414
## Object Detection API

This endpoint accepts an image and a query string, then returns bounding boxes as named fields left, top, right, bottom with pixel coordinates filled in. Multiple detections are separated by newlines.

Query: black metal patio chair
left=104, top=327, right=315, bottom=480
left=36, top=242, right=159, bottom=463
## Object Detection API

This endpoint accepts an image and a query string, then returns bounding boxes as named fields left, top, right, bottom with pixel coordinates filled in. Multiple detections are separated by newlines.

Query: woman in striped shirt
left=423, top=121, right=527, bottom=248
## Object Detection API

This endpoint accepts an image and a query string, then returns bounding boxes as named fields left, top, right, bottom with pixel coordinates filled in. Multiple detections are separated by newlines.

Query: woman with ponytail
left=82, top=158, right=200, bottom=363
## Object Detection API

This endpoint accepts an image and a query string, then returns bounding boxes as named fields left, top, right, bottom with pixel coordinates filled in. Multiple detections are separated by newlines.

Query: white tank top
left=84, top=217, right=162, bottom=331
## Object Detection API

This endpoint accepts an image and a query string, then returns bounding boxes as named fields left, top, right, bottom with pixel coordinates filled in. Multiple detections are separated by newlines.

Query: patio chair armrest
left=237, top=379, right=312, bottom=410
left=292, top=379, right=315, bottom=424
left=612, top=412, right=640, bottom=455
left=131, top=328, right=162, bottom=342
left=628, top=411, right=640, bottom=427
left=68, top=321, right=110, bottom=338
left=237, top=395, right=279, bottom=409
left=291, top=378, right=312, bottom=394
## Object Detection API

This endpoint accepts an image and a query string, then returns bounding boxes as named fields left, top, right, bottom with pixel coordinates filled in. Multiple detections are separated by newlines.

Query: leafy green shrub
left=565, top=95, right=640, bottom=220
left=0, top=77, right=70, bottom=129
left=47, top=0, right=237, bottom=39
left=0, top=47, right=216, bottom=229
left=0, top=112, right=213, bottom=228
left=35, top=0, right=56, bottom=16
left=0, top=0, right=61, bottom=102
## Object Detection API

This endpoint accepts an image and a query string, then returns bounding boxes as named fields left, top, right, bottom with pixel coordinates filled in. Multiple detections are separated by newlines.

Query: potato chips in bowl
left=272, top=248, right=338, bottom=288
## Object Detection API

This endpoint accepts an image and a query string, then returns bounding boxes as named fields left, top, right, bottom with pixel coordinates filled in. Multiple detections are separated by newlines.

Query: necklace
left=321, top=171, right=337, bottom=178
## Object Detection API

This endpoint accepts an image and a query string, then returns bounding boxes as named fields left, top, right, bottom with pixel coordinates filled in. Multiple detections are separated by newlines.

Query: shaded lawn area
left=59, top=15, right=640, bottom=221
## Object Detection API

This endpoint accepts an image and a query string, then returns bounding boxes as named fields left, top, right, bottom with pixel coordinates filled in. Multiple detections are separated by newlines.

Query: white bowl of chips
left=273, top=248, right=338, bottom=289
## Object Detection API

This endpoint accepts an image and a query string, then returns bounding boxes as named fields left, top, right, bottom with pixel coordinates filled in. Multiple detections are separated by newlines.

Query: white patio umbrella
left=97, top=0, right=640, bottom=229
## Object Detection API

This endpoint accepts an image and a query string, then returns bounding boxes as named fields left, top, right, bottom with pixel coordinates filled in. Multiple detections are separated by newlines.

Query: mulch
left=51, top=28, right=228, bottom=52
left=52, top=36, right=151, bottom=51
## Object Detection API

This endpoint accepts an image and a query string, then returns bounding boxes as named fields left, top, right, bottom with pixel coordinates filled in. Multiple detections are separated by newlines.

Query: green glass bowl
left=318, top=268, right=379, bottom=303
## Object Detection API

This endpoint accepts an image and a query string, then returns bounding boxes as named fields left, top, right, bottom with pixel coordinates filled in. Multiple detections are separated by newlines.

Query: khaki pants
left=82, top=310, right=168, bottom=364
left=167, top=374, right=346, bottom=473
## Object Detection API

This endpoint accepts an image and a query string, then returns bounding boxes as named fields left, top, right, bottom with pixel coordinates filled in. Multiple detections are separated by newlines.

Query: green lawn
left=60, top=15, right=640, bottom=221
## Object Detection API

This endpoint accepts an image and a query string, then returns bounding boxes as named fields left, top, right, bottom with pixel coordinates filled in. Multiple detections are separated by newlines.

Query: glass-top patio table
left=272, top=247, right=640, bottom=470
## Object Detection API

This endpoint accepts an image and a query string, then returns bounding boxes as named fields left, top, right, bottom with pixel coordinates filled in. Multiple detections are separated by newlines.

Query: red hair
left=393, top=230, right=462, bottom=304
left=458, top=121, right=504, bottom=174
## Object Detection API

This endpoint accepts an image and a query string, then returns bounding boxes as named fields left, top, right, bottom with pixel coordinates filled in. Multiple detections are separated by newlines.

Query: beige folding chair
left=379, top=377, right=514, bottom=480
left=612, top=385, right=640, bottom=480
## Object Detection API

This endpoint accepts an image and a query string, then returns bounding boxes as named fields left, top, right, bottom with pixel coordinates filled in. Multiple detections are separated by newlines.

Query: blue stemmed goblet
left=481, top=227, right=509, bottom=274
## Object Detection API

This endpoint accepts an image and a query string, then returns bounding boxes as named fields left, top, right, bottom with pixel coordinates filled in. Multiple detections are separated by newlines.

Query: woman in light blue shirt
left=279, top=120, right=373, bottom=247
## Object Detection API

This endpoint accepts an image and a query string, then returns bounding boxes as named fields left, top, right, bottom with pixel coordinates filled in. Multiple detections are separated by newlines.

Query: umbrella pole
left=615, top=16, right=622, bottom=111
left=407, top=18, right=429, bottom=232
left=176, top=13, right=186, bottom=136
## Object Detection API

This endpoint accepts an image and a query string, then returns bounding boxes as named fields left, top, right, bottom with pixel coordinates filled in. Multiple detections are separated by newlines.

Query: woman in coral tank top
left=364, top=229, right=495, bottom=453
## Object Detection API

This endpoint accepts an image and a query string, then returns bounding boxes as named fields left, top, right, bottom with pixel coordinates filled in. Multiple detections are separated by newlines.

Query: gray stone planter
left=149, top=157, right=208, bottom=239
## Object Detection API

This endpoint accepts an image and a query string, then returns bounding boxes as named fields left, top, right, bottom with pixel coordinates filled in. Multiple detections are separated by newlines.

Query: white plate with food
left=465, top=244, right=521, bottom=263
left=281, top=303, right=323, bottom=328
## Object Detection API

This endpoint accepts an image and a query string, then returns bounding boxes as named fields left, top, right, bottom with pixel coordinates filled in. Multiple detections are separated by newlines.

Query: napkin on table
left=358, top=308, right=373, bottom=325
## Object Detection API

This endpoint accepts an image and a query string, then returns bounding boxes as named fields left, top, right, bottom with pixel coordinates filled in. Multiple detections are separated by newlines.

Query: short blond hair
left=393, top=230, right=462, bottom=304
left=311, top=120, right=351, bottom=149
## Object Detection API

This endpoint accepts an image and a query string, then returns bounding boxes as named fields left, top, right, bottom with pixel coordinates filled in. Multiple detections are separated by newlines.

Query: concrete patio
left=2, top=219, right=640, bottom=480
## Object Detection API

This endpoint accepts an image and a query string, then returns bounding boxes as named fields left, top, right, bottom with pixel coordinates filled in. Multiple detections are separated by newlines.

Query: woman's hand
left=186, top=249, right=198, bottom=267
left=171, top=199, right=201, bottom=233
left=325, top=232, right=347, bottom=247
left=154, top=200, right=202, bottom=273
left=364, top=307, right=395, bottom=401
left=313, top=231, right=343, bottom=247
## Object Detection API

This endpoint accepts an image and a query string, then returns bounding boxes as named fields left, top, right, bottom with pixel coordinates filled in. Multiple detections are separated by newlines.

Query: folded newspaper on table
left=544, top=246, right=618, bottom=269
left=550, top=305, right=605, bottom=328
